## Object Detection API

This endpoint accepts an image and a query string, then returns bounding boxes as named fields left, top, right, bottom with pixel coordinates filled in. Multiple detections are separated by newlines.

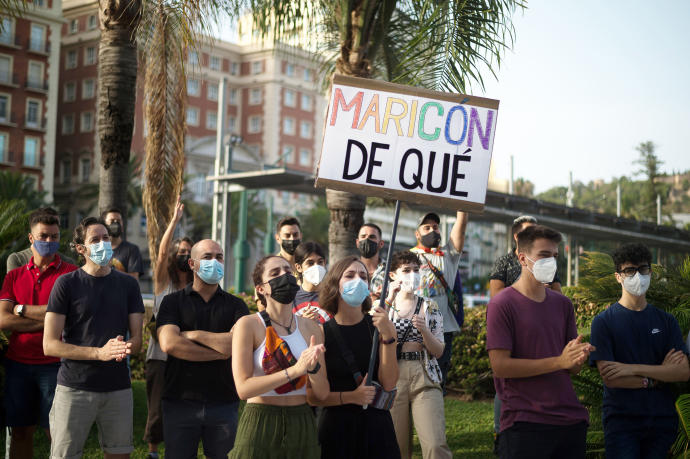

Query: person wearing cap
left=410, top=211, right=468, bottom=392
left=489, top=216, right=561, bottom=298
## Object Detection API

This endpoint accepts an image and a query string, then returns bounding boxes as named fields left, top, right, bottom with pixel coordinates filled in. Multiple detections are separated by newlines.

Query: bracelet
left=642, top=377, right=649, bottom=389
left=380, top=336, right=396, bottom=345
left=339, top=391, right=343, bottom=405
left=284, top=368, right=290, bottom=383
left=307, top=362, right=321, bottom=374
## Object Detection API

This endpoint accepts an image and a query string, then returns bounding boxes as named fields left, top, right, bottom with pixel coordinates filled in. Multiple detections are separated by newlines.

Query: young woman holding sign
left=386, top=251, right=451, bottom=458
left=229, top=256, right=329, bottom=458
left=293, top=242, right=331, bottom=324
left=308, top=256, right=400, bottom=459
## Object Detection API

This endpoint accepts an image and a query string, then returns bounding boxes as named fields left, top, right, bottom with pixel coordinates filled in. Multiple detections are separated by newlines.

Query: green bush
left=447, top=305, right=494, bottom=399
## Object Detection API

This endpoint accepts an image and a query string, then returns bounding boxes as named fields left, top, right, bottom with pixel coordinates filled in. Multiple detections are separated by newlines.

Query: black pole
left=363, top=200, right=401, bottom=407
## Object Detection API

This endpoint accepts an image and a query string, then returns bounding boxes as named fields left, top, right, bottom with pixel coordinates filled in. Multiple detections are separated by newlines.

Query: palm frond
left=141, top=3, right=186, bottom=273
left=672, top=394, right=690, bottom=458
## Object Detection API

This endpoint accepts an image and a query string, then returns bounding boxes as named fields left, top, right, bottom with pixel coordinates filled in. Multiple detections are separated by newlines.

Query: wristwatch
left=15, top=304, right=25, bottom=317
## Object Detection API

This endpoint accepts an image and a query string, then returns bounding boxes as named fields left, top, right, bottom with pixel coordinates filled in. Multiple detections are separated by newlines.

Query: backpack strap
left=324, top=319, right=363, bottom=385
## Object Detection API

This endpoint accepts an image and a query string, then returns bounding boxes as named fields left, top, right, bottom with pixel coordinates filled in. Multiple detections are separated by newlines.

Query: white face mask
left=303, top=264, right=327, bottom=286
left=525, top=256, right=557, bottom=284
left=622, top=272, right=651, bottom=297
left=400, top=272, right=421, bottom=293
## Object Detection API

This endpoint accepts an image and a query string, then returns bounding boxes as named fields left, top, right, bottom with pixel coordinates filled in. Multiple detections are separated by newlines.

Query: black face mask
left=420, top=231, right=441, bottom=249
left=268, top=273, right=300, bottom=305
left=107, top=222, right=122, bottom=238
left=281, top=239, right=301, bottom=256
left=176, top=254, right=191, bottom=272
left=358, top=239, right=379, bottom=259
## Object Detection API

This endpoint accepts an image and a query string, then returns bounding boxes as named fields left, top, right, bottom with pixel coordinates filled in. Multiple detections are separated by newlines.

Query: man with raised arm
left=43, top=217, right=144, bottom=458
left=487, top=225, right=593, bottom=459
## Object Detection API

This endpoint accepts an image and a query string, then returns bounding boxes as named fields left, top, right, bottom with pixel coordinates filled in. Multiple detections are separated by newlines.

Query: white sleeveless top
left=252, top=312, right=308, bottom=397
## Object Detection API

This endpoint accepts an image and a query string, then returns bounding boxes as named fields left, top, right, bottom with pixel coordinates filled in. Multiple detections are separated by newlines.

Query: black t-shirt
left=112, top=240, right=144, bottom=275
left=156, top=284, right=249, bottom=403
left=323, top=315, right=380, bottom=395
left=47, top=268, right=145, bottom=392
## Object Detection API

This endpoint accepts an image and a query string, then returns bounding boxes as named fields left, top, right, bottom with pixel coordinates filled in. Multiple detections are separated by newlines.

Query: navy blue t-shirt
left=589, top=302, right=687, bottom=421
left=47, top=268, right=145, bottom=392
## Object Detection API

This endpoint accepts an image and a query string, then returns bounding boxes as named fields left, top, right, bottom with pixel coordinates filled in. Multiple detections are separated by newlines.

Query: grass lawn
left=4, top=381, right=496, bottom=458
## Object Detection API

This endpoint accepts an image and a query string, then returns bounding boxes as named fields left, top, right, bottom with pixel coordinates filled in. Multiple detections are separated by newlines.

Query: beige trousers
left=390, top=359, right=452, bottom=459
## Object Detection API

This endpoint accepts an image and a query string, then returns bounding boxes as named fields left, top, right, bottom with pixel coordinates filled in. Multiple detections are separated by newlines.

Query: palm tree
left=246, top=0, right=522, bottom=261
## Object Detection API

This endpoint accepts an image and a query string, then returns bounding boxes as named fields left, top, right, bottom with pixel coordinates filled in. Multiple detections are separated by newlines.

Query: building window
left=69, top=18, right=78, bottom=34
left=188, top=51, right=199, bottom=66
left=283, top=117, right=295, bottom=135
left=27, top=61, right=43, bottom=88
left=80, top=112, right=94, bottom=132
left=0, top=132, right=8, bottom=162
left=82, top=78, right=95, bottom=99
left=229, top=88, right=238, bottom=105
left=207, top=83, right=218, bottom=101
left=26, top=99, right=40, bottom=128
left=303, top=68, right=312, bottom=81
left=248, top=115, right=261, bottom=134
left=284, top=89, right=296, bottom=107
left=0, top=55, right=10, bottom=84
left=228, top=116, right=236, bottom=132
left=187, top=78, right=200, bottom=96
left=0, top=18, right=13, bottom=45
left=61, top=159, right=71, bottom=184
left=249, top=88, right=261, bottom=105
left=299, top=148, right=310, bottom=166
left=210, top=55, right=221, bottom=71
left=282, top=145, right=294, bottom=164
left=64, top=82, right=76, bottom=102
left=66, top=50, right=77, bottom=69
left=286, top=63, right=295, bottom=77
left=186, top=107, right=199, bottom=126
left=24, top=137, right=39, bottom=167
left=252, top=61, right=262, bottom=75
left=206, top=112, right=217, bottom=130
left=84, top=47, right=96, bottom=65
left=88, top=15, right=97, bottom=29
left=29, top=24, right=45, bottom=52
left=300, top=121, right=311, bottom=139
left=231, top=62, right=239, bottom=75
left=62, top=114, right=75, bottom=134
left=80, top=157, right=90, bottom=182
left=34, top=0, right=45, bottom=7
left=301, top=94, right=312, bottom=111
left=0, top=94, right=9, bottom=122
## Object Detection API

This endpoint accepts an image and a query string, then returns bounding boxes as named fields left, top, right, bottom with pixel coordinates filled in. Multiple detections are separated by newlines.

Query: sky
left=214, top=1, right=690, bottom=194
left=476, top=0, right=690, bottom=192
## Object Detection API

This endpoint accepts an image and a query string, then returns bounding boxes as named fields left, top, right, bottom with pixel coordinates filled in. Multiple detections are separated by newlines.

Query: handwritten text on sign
left=315, top=76, right=499, bottom=210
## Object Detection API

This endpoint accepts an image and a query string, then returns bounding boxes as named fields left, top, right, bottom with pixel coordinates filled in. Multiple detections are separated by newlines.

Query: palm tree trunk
left=326, top=189, right=366, bottom=262
left=96, top=0, right=141, bottom=216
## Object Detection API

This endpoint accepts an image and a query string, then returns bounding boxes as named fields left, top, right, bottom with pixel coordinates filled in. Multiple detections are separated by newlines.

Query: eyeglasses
left=617, top=265, right=651, bottom=277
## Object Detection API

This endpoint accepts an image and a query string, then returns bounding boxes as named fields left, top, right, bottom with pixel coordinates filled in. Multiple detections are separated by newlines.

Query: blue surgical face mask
left=87, top=241, right=113, bottom=266
left=34, top=240, right=60, bottom=257
left=341, top=278, right=370, bottom=307
left=196, top=259, right=224, bottom=285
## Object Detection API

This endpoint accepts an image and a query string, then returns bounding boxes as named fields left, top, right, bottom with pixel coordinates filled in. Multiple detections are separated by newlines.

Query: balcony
left=25, top=78, right=49, bottom=93
left=0, top=72, right=20, bottom=88
left=0, top=34, right=22, bottom=49
left=27, top=39, right=50, bottom=56
left=23, top=116, right=47, bottom=132
left=0, top=112, right=18, bottom=127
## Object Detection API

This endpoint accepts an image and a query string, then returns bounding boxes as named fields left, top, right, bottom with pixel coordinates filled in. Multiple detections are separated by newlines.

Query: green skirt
left=228, top=403, right=320, bottom=459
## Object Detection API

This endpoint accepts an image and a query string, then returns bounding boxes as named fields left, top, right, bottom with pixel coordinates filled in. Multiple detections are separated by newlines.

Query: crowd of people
left=0, top=203, right=687, bottom=459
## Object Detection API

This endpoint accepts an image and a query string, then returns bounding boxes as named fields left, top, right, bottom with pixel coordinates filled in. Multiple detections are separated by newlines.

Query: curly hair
left=319, top=256, right=372, bottom=315
left=72, top=216, right=106, bottom=247
left=612, top=243, right=652, bottom=272
left=389, top=250, right=420, bottom=273
left=252, top=255, right=286, bottom=307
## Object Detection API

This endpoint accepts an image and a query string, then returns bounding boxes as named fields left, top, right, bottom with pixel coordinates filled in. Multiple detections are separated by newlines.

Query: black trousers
left=499, top=421, right=587, bottom=459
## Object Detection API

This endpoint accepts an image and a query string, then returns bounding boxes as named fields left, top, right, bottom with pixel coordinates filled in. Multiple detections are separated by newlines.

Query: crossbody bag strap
left=397, top=297, right=423, bottom=351
left=419, top=252, right=450, bottom=290
left=259, top=310, right=272, bottom=327
left=324, top=319, right=363, bottom=385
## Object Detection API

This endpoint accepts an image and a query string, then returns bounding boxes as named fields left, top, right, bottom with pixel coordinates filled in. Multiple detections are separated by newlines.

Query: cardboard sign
left=315, top=74, right=499, bottom=211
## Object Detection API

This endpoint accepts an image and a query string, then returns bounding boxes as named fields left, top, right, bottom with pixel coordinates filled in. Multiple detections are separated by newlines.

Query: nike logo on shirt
left=651, top=328, right=661, bottom=334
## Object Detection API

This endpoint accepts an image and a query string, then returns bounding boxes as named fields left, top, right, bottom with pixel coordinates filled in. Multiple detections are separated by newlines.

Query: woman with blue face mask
left=308, top=256, right=400, bottom=459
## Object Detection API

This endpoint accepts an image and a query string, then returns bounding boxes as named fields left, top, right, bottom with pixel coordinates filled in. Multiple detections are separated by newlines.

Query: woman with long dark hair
left=293, top=241, right=330, bottom=323
left=229, top=255, right=329, bottom=458
left=144, top=197, right=193, bottom=458
left=308, top=256, right=400, bottom=459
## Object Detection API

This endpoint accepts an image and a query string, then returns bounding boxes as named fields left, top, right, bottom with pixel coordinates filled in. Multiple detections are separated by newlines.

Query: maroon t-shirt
left=486, top=287, right=589, bottom=432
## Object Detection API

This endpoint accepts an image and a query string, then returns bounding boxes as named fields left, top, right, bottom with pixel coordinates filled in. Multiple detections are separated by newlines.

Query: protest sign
left=315, top=74, right=499, bottom=211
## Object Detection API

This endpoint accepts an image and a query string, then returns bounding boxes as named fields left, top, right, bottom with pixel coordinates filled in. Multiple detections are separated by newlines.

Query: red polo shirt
left=0, top=255, right=78, bottom=364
